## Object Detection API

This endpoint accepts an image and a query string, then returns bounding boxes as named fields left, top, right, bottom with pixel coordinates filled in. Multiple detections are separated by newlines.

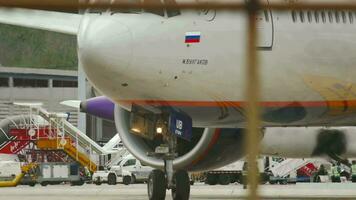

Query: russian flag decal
left=185, top=32, right=201, bottom=43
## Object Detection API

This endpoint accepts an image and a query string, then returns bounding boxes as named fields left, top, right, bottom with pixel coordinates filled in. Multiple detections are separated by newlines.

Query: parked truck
left=204, top=159, right=269, bottom=185
left=92, top=154, right=153, bottom=185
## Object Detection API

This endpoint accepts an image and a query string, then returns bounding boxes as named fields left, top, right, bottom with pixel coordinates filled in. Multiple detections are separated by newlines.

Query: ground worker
left=351, top=161, right=356, bottom=182
left=331, top=163, right=341, bottom=182
left=242, top=162, right=248, bottom=189
left=313, top=164, right=328, bottom=182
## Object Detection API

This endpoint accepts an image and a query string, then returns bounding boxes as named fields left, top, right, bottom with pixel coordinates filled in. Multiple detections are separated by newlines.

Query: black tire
left=218, top=174, right=231, bottom=185
left=206, top=174, right=218, bottom=185
left=40, top=182, right=48, bottom=187
left=29, top=182, right=36, bottom=187
left=77, top=179, right=85, bottom=186
left=108, top=173, right=117, bottom=185
left=147, top=170, right=166, bottom=200
left=94, top=181, right=102, bottom=185
left=123, top=176, right=132, bottom=185
left=172, top=170, right=190, bottom=200
left=71, top=180, right=85, bottom=186
left=352, top=175, right=356, bottom=183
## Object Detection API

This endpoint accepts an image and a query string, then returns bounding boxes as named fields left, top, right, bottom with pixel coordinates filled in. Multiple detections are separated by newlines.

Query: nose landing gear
left=171, top=170, right=190, bottom=200
left=147, top=169, right=190, bottom=200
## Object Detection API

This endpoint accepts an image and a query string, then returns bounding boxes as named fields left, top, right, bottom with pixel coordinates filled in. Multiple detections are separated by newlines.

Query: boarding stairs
left=29, top=106, right=109, bottom=173
left=0, top=105, right=109, bottom=173
left=270, top=158, right=313, bottom=177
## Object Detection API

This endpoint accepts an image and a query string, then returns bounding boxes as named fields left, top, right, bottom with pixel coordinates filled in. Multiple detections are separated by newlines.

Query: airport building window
left=53, top=80, right=78, bottom=88
left=0, top=77, right=9, bottom=87
left=13, top=78, right=48, bottom=88
left=164, top=0, right=181, bottom=17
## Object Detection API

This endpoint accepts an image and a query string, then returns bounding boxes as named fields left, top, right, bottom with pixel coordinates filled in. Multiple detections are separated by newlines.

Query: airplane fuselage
left=78, top=8, right=356, bottom=128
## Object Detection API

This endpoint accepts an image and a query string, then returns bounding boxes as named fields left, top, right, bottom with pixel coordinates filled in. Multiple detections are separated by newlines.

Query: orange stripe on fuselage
left=116, top=100, right=356, bottom=108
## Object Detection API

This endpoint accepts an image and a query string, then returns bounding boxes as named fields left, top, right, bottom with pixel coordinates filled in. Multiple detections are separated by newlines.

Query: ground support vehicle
left=93, top=154, right=153, bottom=185
left=22, top=162, right=87, bottom=186
left=204, top=160, right=269, bottom=185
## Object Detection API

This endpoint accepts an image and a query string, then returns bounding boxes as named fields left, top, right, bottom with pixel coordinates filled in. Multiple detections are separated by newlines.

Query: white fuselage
left=78, top=6, right=356, bottom=128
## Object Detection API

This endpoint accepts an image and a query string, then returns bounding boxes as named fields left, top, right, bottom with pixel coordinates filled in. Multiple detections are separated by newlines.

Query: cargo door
left=256, top=0, right=274, bottom=48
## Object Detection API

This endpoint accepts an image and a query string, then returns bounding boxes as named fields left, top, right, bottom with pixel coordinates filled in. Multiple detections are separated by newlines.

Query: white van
left=92, top=154, right=153, bottom=185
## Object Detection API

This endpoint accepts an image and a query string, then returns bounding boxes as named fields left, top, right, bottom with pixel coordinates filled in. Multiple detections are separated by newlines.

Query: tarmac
left=1, top=182, right=356, bottom=200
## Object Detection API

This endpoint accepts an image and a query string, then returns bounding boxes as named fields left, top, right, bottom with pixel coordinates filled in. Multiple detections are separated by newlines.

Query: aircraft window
left=321, top=11, right=326, bottom=23
left=299, top=11, right=305, bottom=23
left=335, top=12, right=340, bottom=23
left=164, top=0, right=181, bottom=18
left=342, top=11, right=347, bottom=23
left=349, top=12, right=354, bottom=23
left=143, top=0, right=164, bottom=16
left=264, top=10, right=269, bottom=22
left=123, top=159, right=136, bottom=166
left=111, top=0, right=142, bottom=14
left=291, top=11, right=297, bottom=22
left=314, top=11, right=320, bottom=23
left=328, top=11, right=333, bottom=23
left=307, top=11, right=312, bottom=23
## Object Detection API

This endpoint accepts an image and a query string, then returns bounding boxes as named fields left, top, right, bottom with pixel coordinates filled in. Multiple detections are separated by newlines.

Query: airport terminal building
left=0, top=66, right=78, bottom=125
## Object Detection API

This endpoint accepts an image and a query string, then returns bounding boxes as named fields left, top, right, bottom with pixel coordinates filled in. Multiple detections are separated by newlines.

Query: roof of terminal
left=0, top=66, right=77, bottom=77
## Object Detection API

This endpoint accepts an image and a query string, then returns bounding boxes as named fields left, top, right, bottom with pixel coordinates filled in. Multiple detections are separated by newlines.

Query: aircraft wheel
left=147, top=170, right=166, bottom=200
left=107, top=173, right=117, bottom=185
left=172, top=170, right=190, bottom=200
left=206, top=174, right=218, bottom=185
left=218, top=174, right=231, bottom=185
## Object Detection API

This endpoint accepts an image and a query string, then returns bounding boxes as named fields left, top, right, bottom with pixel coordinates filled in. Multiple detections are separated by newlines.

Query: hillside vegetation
left=0, top=24, right=77, bottom=70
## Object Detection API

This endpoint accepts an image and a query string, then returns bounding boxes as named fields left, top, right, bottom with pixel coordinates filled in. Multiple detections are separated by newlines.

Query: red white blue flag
left=185, top=32, right=201, bottom=43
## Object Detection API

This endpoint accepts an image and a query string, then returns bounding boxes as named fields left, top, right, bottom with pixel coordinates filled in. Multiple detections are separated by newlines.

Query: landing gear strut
left=147, top=129, right=190, bottom=200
